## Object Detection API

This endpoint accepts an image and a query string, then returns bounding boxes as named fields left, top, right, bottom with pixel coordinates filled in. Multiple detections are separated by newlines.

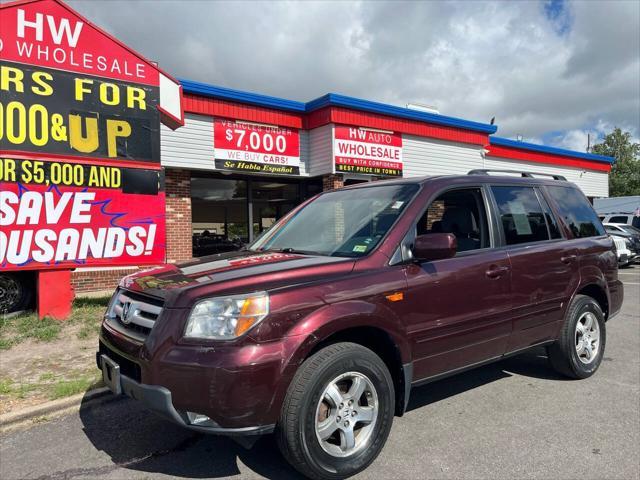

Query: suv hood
left=120, top=250, right=355, bottom=304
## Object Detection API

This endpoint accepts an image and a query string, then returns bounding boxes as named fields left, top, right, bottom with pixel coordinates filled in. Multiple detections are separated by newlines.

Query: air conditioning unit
left=406, top=103, right=439, bottom=115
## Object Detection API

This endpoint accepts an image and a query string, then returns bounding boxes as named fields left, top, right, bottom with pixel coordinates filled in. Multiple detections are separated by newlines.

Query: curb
left=0, top=387, right=115, bottom=432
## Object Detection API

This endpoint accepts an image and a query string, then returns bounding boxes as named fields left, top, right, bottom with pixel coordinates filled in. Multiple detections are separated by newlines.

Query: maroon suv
left=98, top=171, right=624, bottom=480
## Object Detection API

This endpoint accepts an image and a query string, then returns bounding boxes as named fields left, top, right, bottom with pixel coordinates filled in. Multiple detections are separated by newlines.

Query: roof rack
left=467, top=169, right=567, bottom=181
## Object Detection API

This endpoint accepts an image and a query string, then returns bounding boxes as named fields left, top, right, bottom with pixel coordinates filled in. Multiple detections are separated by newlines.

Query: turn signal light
left=385, top=292, right=404, bottom=302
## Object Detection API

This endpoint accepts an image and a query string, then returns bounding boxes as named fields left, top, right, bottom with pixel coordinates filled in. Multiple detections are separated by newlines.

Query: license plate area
left=101, top=354, right=122, bottom=395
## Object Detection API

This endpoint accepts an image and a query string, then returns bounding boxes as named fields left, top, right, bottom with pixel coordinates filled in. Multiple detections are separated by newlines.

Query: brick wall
left=165, top=168, right=193, bottom=263
left=72, top=267, right=138, bottom=293
left=322, top=174, right=344, bottom=191
left=424, top=200, right=445, bottom=231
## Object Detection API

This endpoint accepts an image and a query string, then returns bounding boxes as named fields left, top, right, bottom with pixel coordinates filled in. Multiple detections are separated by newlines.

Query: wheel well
left=308, top=326, right=407, bottom=416
left=577, top=284, right=609, bottom=319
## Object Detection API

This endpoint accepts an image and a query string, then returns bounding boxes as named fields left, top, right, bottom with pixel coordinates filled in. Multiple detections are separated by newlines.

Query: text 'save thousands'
left=0, top=157, right=165, bottom=270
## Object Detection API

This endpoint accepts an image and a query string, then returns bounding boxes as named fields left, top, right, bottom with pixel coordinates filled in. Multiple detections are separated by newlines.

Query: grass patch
left=38, top=372, right=55, bottom=382
left=15, top=382, right=37, bottom=399
left=76, top=323, right=101, bottom=340
left=0, top=296, right=110, bottom=349
left=48, top=373, right=102, bottom=400
left=0, top=379, right=13, bottom=394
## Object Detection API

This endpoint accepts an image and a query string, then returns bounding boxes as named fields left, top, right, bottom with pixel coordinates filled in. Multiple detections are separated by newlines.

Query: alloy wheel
left=575, top=311, right=600, bottom=364
left=314, top=371, right=379, bottom=458
left=0, top=276, right=23, bottom=313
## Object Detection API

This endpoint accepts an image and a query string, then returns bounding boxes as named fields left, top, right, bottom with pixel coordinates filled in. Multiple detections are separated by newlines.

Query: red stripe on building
left=306, top=107, right=489, bottom=146
left=184, top=94, right=489, bottom=145
left=486, top=145, right=611, bottom=172
left=183, top=94, right=303, bottom=129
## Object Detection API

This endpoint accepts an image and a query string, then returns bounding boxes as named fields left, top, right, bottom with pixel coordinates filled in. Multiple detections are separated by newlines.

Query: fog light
left=186, top=411, right=215, bottom=426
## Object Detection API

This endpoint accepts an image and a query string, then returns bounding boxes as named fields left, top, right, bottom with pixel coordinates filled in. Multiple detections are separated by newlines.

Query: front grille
left=99, top=342, right=141, bottom=382
left=105, top=289, right=164, bottom=342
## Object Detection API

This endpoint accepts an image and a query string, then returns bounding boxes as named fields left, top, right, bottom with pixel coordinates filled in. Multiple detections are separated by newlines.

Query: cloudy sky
left=69, top=0, right=639, bottom=151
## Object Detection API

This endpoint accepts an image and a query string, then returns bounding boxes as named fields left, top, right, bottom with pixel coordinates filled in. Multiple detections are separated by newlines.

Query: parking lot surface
left=1, top=266, right=639, bottom=480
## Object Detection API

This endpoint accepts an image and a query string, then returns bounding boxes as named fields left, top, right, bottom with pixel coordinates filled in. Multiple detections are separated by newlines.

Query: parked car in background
left=193, top=231, right=244, bottom=257
left=599, top=213, right=640, bottom=229
left=604, top=223, right=640, bottom=263
left=98, top=171, right=623, bottom=480
left=612, top=236, right=633, bottom=267
left=605, top=223, right=640, bottom=237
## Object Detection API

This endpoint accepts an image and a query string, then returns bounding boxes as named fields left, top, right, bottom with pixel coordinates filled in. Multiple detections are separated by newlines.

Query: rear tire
left=548, top=294, right=606, bottom=379
left=277, top=342, right=395, bottom=480
left=0, top=273, right=33, bottom=314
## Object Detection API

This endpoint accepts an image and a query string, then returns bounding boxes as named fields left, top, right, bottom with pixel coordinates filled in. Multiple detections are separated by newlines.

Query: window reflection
left=252, top=181, right=300, bottom=238
left=191, top=177, right=248, bottom=256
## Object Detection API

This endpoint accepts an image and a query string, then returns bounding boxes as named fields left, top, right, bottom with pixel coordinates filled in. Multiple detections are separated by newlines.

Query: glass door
left=251, top=181, right=300, bottom=241
left=191, top=177, right=248, bottom=257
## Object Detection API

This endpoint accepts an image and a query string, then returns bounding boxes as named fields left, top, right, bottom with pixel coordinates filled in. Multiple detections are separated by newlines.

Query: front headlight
left=624, top=238, right=632, bottom=247
left=184, top=292, right=269, bottom=340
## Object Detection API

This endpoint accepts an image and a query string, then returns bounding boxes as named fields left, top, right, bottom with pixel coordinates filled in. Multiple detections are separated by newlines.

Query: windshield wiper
left=262, top=247, right=321, bottom=256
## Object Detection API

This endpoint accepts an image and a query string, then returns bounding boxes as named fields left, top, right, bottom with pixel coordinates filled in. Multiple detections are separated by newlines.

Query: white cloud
left=66, top=0, right=640, bottom=145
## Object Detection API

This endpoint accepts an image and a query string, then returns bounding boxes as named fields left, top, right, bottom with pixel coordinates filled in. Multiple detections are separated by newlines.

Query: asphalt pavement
left=1, top=266, right=639, bottom=480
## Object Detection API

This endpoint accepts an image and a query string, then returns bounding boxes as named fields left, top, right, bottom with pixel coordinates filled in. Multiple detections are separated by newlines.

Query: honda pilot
left=98, top=170, right=624, bottom=480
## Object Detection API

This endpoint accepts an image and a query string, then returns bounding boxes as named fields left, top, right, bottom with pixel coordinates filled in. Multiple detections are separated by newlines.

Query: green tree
left=591, top=128, right=640, bottom=196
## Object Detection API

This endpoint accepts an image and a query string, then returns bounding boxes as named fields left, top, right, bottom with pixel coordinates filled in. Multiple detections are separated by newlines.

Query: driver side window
left=417, top=188, right=490, bottom=252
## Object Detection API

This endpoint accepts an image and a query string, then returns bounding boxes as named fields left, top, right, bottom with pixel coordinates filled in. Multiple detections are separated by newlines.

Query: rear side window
left=491, top=186, right=552, bottom=245
left=546, top=186, right=606, bottom=238
left=537, top=193, right=562, bottom=239
left=609, top=215, right=629, bottom=224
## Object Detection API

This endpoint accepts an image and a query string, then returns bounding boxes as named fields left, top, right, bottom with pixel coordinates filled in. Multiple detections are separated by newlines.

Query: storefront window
left=251, top=181, right=300, bottom=239
left=191, top=177, right=248, bottom=256
left=190, top=175, right=314, bottom=257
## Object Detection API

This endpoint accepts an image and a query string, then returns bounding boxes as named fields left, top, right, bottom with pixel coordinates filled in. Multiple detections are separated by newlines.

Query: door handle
left=486, top=265, right=510, bottom=279
left=561, top=254, right=577, bottom=264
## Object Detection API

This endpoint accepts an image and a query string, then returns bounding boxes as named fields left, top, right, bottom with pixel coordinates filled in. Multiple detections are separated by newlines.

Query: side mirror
left=412, top=233, right=457, bottom=262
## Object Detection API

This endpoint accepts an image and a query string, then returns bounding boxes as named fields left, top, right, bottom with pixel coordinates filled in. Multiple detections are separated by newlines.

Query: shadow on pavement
left=78, top=396, right=304, bottom=479
left=407, top=346, right=566, bottom=412
left=79, top=347, right=563, bottom=479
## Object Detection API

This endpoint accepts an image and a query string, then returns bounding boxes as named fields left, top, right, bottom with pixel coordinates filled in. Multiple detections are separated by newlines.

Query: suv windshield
left=250, top=183, right=419, bottom=257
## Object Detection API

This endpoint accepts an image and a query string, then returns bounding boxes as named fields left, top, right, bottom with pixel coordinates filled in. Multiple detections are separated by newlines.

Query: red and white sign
left=333, top=125, right=403, bottom=177
left=0, top=0, right=182, bottom=276
left=214, top=118, right=300, bottom=175
left=0, top=0, right=183, bottom=127
left=0, top=177, right=166, bottom=271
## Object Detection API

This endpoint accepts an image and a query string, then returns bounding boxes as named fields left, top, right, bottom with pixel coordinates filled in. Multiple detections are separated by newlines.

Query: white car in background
left=599, top=213, right=640, bottom=229
left=612, top=236, right=633, bottom=267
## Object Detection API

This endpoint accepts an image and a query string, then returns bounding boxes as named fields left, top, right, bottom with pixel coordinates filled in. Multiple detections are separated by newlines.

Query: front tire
left=277, top=342, right=395, bottom=480
left=548, top=294, right=606, bottom=379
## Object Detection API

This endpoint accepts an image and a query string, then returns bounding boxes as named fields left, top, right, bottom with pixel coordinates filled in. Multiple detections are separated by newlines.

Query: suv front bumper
left=96, top=352, right=275, bottom=436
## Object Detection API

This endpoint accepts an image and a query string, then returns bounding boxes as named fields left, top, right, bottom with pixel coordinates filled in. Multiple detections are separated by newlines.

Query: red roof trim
left=184, top=96, right=489, bottom=146
left=324, top=107, right=489, bottom=146
left=486, top=144, right=611, bottom=172
left=183, top=94, right=303, bottom=129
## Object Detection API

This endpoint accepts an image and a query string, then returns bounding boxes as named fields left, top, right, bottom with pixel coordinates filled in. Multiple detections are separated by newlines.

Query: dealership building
left=72, top=78, right=615, bottom=293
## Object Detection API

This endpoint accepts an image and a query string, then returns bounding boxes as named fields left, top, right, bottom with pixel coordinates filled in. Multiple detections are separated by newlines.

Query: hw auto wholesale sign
left=0, top=0, right=183, bottom=271
left=214, top=118, right=301, bottom=175
left=333, top=125, right=403, bottom=177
